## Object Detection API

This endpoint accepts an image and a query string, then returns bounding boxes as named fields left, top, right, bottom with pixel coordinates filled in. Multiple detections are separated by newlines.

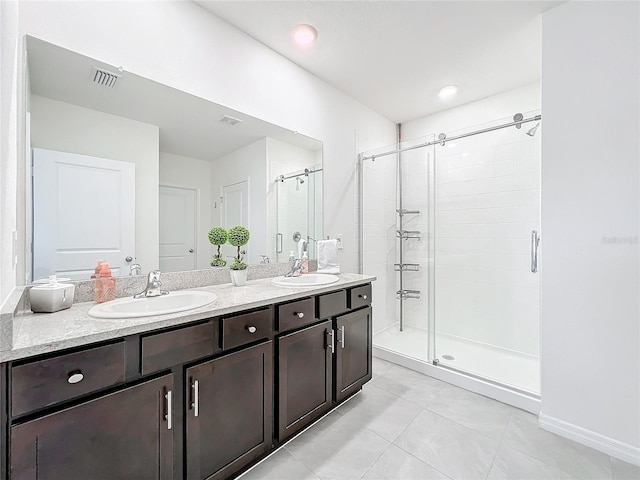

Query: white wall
left=541, top=0, right=639, bottom=459
left=0, top=0, right=21, bottom=306
left=159, top=152, right=213, bottom=270
left=30, top=95, right=160, bottom=272
left=0, top=0, right=396, bottom=306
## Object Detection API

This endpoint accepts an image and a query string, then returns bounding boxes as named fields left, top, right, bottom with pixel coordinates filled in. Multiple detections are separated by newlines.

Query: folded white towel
left=316, top=239, right=340, bottom=274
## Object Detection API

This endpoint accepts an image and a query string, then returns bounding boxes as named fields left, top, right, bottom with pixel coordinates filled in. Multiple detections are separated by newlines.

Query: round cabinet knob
left=125, top=256, right=133, bottom=262
left=67, top=370, right=84, bottom=384
left=246, top=326, right=257, bottom=334
left=360, top=294, right=368, bottom=300
left=295, top=312, right=304, bottom=318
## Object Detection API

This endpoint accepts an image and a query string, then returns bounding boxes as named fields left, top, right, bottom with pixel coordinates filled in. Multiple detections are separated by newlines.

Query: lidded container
left=30, top=275, right=75, bottom=313
left=93, top=261, right=116, bottom=303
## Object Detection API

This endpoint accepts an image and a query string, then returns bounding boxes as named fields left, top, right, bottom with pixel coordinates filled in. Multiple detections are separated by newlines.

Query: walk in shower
left=359, top=112, right=541, bottom=407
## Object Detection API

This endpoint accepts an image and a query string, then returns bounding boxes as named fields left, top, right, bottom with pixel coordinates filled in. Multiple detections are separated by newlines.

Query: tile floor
left=240, top=357, right=640, bottom=480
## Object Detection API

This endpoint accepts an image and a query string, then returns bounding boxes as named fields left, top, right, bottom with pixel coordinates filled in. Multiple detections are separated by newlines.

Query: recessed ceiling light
left=291, top=24, right=318, bottom=48
left=438, top=85, right=459, bottom=99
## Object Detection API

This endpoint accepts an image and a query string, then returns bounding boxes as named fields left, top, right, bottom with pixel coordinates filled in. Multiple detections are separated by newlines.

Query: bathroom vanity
left=0, top=274, right=373, bottom=480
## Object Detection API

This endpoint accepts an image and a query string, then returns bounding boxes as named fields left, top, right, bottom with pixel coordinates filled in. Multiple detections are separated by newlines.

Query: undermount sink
left=271, top=273, right=340, bottom=287
left=88, top=290, right=218, bottom=319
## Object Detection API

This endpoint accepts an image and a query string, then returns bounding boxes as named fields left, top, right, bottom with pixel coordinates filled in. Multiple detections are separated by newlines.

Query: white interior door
left=32, top=148, right=135, bottom=280
left=159, top=185, right=197, bottom=272
left=220, top=180, right=248, bottom=262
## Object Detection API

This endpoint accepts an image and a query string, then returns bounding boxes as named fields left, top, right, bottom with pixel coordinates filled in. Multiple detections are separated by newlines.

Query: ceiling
left=195, top=1, right=562, bottom=123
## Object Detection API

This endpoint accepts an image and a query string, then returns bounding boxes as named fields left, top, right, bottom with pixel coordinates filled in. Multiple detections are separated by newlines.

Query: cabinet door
left=186, top=341, right=273, bottom=480
left=11, top=374, right=174, bottom=480
left=277, top=320, right=332, bottom=441
left=335, top=307, right=373, bottom=403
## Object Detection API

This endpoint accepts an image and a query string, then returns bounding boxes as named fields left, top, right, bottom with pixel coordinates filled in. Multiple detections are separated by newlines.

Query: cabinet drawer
left=141, top=320, right=217, bottom=375
left=349, top=284, right=372, bottom=310
left=317, top=290, right=348, bottom=319
left=277, top=297, right=316, bottom=333
left=11, top=342, right=126, bottom=417
left=222, top=309, right=272, bottom=350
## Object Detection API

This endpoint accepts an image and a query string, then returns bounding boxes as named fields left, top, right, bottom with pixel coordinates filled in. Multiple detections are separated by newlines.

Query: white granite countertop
left=3, top=273, right=375, bottom=362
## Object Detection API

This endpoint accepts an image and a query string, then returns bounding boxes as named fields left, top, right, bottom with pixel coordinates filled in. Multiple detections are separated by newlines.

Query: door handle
left=189, top=249, right=194, bottom=253
left=276, top=233, right=283, bottom=254
left=165, top=390, right=172, bottom=430
left=192, top=379, right=199, bottom=417
left=531, top=230, right=540, bottom=273
left=326, top=330, right=334, bottom=353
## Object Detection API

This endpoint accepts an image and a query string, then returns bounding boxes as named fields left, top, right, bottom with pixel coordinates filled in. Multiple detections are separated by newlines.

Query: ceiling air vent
left=219, top=115, right=243, bottom=126
left=90, top=66, right=120, bottom=88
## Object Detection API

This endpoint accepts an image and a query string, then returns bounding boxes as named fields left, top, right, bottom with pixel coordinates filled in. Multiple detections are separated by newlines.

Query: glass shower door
left=432, top=114, right=541, bottom=394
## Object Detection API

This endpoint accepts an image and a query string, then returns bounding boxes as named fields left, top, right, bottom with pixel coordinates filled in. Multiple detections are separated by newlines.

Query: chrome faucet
left=285, top=259, right=303, bottom=277
left=134, top=270, right=169, bottom=298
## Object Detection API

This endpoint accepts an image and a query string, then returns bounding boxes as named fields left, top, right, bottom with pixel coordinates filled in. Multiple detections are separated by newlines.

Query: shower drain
left=442, top=354, right=456, bottom=361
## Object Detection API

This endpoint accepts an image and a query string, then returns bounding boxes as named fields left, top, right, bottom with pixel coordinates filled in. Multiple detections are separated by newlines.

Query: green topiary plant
left=208, top=226, right=228, bottom=267
left=227, top=225, right=250, bottom=270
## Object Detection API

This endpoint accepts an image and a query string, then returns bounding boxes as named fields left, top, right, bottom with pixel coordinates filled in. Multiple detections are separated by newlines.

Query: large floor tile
left=373, top=365, right=448, bottom=407
left=424, top=383, right=516, bottom=440
left=239, top=448, right=320, bottom=480
left=487, top=444, right=561, bottom=479
left=337, top=383, right=423, bottom=441
left=285, top=413, right=390, bottom=480
left=361, top=444, right=451, bottom=480
left=611, top=457, right=640, bottom=480
left=394, top=409, right=500, bottom=479
left=502, top=410, right=613, bottom=479
left=372, top=357, right=395, bottom=380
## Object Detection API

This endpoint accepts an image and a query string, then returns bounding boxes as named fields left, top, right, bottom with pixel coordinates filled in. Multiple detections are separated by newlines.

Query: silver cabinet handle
left=531, top=230, right=540, bottom=273
left=246, top=325, right=257, bottom=334
left=339, top=326, right=345, bottom=349
left=193, top=380, right=199, bottom=418
left=294, top=312, right=304, bottom=318
left=67, top=370, right=84, bottom=384
left=326, top=330, right=334, bottom=353
left=165, top=390, right=172, bottom=430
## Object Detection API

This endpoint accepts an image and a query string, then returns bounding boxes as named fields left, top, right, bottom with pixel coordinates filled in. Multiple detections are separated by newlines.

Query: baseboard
left=539, top=413, right=640, bottom=466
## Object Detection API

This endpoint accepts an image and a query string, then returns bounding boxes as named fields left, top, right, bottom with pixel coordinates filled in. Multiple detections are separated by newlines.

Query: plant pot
left=230, top=269, right=248, bottom=286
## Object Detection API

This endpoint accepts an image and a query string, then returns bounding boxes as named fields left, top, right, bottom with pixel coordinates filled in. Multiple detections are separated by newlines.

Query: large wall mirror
left=24, top=36, right=323, bottom=281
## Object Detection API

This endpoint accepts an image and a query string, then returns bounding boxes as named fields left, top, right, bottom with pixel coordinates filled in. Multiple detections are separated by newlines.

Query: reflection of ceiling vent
left=91, top=66, right=120, bottom=88
left=219, top=115, right=243, bottom=126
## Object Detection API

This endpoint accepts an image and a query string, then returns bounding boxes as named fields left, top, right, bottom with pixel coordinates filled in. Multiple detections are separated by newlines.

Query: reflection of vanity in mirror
left=25, top=36, right=323, bottom=281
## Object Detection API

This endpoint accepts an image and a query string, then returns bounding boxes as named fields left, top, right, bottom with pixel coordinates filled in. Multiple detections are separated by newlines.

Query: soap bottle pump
left=300, top=251, right=309, bottom=274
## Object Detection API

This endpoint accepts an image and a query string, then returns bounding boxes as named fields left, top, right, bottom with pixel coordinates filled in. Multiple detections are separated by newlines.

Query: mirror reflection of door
left=159, top=186, right=197, bottom=272
left=220, top=180, right=249, bottom=263
left=32, top=148, right=135, bottom=280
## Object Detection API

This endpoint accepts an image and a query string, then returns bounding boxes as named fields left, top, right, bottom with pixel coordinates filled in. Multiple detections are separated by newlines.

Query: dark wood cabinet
left=277, top=320, right=333, bottom=441
left=185, top=341, right=273, bottom=480
left=335, top=307, right=373, bottom=402
left=2, top=282, right=373, bottom=480
left=10, top=374, right=173, bottom=480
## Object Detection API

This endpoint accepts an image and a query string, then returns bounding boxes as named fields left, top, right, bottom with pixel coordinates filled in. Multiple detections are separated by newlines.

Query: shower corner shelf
left=396, top=209, right=420, bottom=216
left=394, top=263, right=421, bottom=272
left=396, top=229, right=422, bottom=240
left=396, top=289, right=421, bottom=300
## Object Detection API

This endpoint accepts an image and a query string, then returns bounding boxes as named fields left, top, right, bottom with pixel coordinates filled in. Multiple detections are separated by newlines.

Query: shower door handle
left=531, top=230, right=540, bottom=273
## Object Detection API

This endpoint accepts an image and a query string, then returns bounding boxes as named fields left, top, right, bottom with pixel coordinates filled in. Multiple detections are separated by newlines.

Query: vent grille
left=220, top=115, right=243, bottom=126
left=91, top=67, right=120, bottom=88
